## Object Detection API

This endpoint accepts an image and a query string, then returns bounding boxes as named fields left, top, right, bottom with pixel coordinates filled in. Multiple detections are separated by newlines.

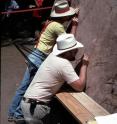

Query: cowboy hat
left=50, top=1, right=75, bottom=17
left=52, top=33, right=84, bottom=55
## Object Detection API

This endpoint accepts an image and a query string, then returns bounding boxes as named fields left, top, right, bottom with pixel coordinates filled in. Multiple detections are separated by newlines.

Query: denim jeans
left=8, top=49, right=48, bottom=118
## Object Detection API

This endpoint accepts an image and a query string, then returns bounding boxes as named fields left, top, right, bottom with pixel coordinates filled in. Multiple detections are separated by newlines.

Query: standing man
left=8, top=1, right=80, bottom=123
left=21, top=33, right=89, bottom=124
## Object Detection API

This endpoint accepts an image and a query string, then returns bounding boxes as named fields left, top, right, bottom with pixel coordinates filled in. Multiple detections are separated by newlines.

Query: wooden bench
left=55, top=91, right=110, bottom=124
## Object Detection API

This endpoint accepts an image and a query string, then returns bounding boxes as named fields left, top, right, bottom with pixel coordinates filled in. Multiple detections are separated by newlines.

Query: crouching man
left=21, top=33, right=89, bottom=124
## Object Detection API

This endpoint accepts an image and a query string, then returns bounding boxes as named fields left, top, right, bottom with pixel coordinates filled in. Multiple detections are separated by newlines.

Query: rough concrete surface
left=73, top=0, right=117, bottom=113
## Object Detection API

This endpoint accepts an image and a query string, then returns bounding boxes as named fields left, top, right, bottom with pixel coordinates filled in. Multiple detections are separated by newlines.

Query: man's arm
left=69, top=54, right=89, bottom=91
left=70, top=8, right=80, bottom=35
left=70, top=17, right=79, bottom=35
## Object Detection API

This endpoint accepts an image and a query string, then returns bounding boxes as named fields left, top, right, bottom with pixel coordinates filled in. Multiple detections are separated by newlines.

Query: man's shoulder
left=48, top=54, right=70, bottom=65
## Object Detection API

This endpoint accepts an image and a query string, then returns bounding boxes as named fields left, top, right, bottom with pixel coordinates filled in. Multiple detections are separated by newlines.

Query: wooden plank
left=56, top=92, right=94, bottom=124
left=71, top=92, right=109, bottom=116
left=56, top=92, right=110, bottom=124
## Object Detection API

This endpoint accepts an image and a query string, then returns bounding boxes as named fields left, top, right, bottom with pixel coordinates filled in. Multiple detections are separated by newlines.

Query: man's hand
left=74, top=8, right=80, bottom=17
left=72, top=8, right=80, bottom=25
left=72, top=17, right=79, bottom=26
left=75, top=8, right=80, bottom=14
left=82, top=54, right=89, bottom=66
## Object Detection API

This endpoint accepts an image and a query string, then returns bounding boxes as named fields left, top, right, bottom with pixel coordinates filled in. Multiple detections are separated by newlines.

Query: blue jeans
left=8, top=49, right=48, bottom=118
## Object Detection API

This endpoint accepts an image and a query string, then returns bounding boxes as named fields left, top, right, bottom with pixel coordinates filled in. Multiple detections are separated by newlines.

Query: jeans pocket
left=42, top=105, right=51, bottom=114
left=34, top=105, right=50, bottom=119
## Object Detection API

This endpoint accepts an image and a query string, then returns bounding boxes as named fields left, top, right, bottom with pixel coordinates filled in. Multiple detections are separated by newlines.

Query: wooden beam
left=71, top=92, right=109, bottom=116
left=55, top=92, right=110, bottom=124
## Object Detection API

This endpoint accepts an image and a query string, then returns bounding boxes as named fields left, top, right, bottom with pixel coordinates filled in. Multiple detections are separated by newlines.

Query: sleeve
left=60, top=60, right=79, bottom=84
left=54, top=22, right=66, bottom=36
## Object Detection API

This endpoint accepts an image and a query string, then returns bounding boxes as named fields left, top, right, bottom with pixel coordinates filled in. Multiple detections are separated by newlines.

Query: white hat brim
left=50, top=7, right=75, bottom=17
left=52, top=41, right=84, bottom=56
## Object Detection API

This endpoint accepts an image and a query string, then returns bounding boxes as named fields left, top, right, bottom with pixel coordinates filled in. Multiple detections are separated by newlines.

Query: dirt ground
left=1, top=45, right=27, bottom=124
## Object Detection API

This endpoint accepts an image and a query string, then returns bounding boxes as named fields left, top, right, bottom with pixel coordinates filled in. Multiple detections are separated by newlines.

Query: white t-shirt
left=24, top=54, right=79, bottom=102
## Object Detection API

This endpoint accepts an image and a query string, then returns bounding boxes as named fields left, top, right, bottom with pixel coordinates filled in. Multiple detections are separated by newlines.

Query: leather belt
left=23, top=97, right=49, bottom=106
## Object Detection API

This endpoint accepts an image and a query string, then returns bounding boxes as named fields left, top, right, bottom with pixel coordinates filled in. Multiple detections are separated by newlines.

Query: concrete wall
left=72, top=0, right=117, bottom=113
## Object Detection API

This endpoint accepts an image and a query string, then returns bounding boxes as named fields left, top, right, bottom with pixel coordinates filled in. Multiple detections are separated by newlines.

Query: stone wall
left=72, top=0, right=117, bottom=113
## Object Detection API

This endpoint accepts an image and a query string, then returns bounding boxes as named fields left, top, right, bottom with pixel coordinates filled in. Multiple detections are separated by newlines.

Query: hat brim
left=50, top=7, right=75, bottom=17
left=52, top=41, right=84, bottom=56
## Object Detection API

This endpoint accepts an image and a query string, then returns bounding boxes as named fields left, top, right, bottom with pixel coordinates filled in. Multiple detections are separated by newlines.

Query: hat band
left=55, top=7, right=70, bottom=14
left=58, top=43, right=77, bottom=50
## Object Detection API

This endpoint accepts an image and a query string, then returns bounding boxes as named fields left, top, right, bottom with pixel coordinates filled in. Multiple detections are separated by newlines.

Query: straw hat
left=50, top=1, right=75, bottom=17
left=52, top=33, right=84, bottom=55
